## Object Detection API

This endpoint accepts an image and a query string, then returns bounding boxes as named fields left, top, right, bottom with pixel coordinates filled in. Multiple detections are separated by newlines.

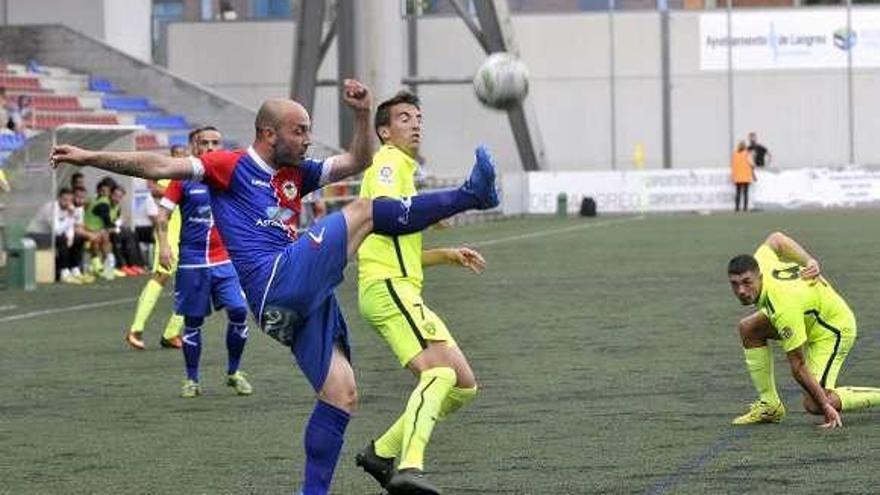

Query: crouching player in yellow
left=355, top=91, right=485, bottom=495
left=727, top=231, right=880, bottom=429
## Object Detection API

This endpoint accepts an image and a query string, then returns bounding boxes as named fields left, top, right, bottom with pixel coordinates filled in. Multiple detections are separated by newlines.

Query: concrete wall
left=161, top=9, right=880, bottom=176
left=4, top=0, right=152, bottom=62
left=103, top=0, right=152, bottom=62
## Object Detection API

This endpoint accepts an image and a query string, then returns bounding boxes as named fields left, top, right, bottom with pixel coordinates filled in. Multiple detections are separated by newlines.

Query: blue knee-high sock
left=372, top=188, right=477, bottom=236
left=182, top=316, right=203, bottom=382
left=301, top=400, right=350, bottom=495
left=225, top=307, right=249, bottom=375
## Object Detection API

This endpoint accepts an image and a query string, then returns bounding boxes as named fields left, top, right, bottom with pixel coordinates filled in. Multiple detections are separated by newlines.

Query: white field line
left=469, top=215, right=645, bottom=248
left=0, top=296, right=138, bottom=324
left=1, top=216, right=645, bottom=324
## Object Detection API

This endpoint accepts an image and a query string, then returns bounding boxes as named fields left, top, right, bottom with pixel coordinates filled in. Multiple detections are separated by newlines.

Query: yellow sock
left=90, top=256, right=102, bottom=274
left=130, top=279, right=163, bottom=332
left=398, top=367, right=456, bottom=470
left=835, top=387, right=880, bottom=411
left=374, top=416, right=405, bottom=459
left=438, top=386, right=477, bottom=420
left=162, top=314, right=184, bottom=340
left=374, top=385, right=478, bottom=459
left=744, top=346, right=780, bottom=405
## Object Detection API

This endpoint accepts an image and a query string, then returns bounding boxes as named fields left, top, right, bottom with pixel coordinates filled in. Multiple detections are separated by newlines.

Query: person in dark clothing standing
left=748, top=132, right=772, bottom=168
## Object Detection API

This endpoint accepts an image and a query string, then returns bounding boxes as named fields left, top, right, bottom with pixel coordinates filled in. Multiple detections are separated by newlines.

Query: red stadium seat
left=31, top=112, right=120, bottom=130
left=135, top=133, right=161, bottom=150
left=30, top=95, right=81, bottom=111
left=0, top=75, right=42, bottom=91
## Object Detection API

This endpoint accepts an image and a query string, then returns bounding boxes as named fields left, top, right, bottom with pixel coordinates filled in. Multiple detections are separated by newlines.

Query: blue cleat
left=460, top=145, right=499, bottom=210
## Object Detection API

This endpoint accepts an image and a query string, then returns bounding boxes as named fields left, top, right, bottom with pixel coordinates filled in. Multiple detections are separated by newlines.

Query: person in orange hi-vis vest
left=731, top=140, right=755, bottom=212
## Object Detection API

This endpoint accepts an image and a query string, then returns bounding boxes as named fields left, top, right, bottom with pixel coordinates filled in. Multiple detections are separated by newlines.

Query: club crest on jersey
left=281, top=180, right=298, bottom=200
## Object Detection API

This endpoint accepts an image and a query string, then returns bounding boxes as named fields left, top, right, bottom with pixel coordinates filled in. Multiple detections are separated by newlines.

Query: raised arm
left=764, top=231, right=821, bottom=279
left=50, top=145, right=194, bottom=181
left=325, top=79, right=374, bottom=183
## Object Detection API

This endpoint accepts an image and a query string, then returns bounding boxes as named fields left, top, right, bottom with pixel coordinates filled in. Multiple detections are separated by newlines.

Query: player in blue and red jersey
left=50, top=79, right=499, bottom=495
left=156, top=126, right=252, bottom=399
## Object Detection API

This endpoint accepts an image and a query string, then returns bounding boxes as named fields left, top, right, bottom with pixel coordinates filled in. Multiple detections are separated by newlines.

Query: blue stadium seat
left=0, top=133, right=26, bottom=152
left=135, top=115, right=189, bottom=130
left=89, top=77, right=122, bottom=93
left=168, top=133, right=189, bottom=147
left=27, top=59, right=48, bottom=74
left=101, top=96, right=155, bottom=112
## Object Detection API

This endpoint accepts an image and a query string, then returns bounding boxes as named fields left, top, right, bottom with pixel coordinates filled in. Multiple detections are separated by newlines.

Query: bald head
left=253, top=98, right=312, bottom=168
left=255, top=98, right=308, bottom=138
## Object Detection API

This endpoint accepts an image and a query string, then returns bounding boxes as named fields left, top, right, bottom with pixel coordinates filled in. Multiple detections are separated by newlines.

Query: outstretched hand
left=819, top=403, right=842, bottom=429
left=50, top=144, right=90, bottom=169
left=450, top=247, right=486, bottom=274
left=800, top=259, right=821, bottom=281
left=341, top=79, right=371, bottom=113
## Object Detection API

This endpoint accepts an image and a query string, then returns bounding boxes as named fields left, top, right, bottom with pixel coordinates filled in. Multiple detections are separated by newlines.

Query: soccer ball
left=472, top=52, right=529, bottom=110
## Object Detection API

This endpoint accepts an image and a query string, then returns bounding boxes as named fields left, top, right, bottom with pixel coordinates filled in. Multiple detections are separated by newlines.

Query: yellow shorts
left=806, top=315, right=856, bottom=390
left=359, top=279, right=455, bottom=367
left=151, top=241, right=179, bottom=275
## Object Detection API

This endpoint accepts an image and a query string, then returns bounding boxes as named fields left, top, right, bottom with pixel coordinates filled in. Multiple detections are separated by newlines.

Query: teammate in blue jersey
left=156, top=126, right=251, bottom=398
left=50, top=79, right=499, bottom=495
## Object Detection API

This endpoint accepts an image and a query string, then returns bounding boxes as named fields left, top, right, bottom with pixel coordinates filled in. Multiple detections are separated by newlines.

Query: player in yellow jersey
left=355, top=91, right=486, bottom=495
left=728, top=231, right=880, bottom=429
left=124, top=145, right=188, bottom=350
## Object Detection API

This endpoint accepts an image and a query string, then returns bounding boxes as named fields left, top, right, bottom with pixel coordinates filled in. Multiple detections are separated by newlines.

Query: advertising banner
left=700, top=10, right=880, bottom=70
left=520, top=167, right=880, bottom=214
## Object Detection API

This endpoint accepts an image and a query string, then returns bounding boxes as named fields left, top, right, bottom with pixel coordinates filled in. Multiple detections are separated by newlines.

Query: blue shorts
left=175, top=262, right=247, bottom=317
left=258, top=212, right=351, bottom=391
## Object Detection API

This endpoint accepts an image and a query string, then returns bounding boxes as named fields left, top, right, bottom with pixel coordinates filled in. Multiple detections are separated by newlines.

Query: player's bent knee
left=227, top=306, right=248, bottom=324
left=341, top=198, right=373, bottom=234
left=802, top=395, right=822, bottom=415
left=737, top=319, right=763, bottom=345
left=343, top=197, right=372, bottom=217
left=153, top=272, right=169, bottom=284
left=321, top=383, right=358, bottom=412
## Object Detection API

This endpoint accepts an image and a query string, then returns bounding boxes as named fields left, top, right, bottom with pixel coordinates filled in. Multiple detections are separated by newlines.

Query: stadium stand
left=0, top=60, right=203, bottom=155
left=0, top=58, right=236, bottom=282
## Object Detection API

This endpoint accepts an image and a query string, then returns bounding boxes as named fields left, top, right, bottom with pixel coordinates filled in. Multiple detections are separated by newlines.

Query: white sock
left=60, top=268, right=71, bottom=278
left=71, top=267, right=82, bottom=277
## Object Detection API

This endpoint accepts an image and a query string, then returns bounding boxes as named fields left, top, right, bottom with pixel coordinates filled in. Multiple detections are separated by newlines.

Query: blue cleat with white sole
left=460, top=145, right=499, bottom=210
